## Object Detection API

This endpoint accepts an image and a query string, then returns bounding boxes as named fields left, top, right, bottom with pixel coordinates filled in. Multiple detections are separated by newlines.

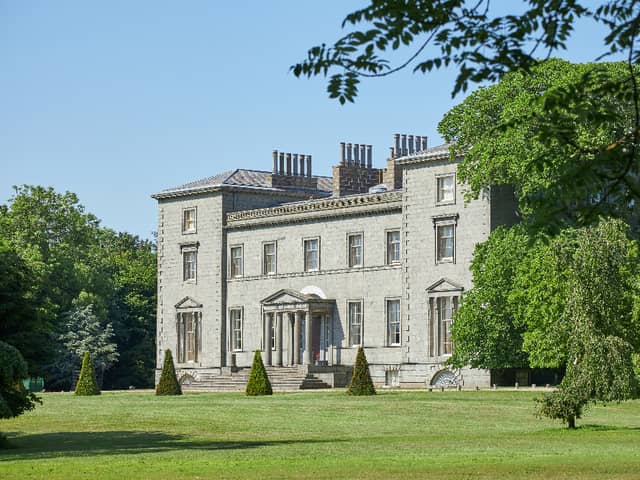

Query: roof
left=152, top=168, right=333, bottom=199
left=395, top=142, right=456, bottom=165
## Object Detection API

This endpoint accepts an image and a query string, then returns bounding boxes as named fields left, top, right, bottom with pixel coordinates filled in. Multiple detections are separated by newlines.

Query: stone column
left=275, top=312, right=283, bottom=366
left=264, top=312, right=273, bottom=366
left=304, top=310, right=312, bottom=365
left=294, top=311, right=302, bottom=365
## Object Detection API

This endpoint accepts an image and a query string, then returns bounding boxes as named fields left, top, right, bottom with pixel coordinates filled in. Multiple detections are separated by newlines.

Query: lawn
left=1, top=390, right=639, bottom=479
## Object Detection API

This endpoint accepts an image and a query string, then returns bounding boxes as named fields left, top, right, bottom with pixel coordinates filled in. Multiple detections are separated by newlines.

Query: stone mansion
left=152, top=133, right=517, bottom=389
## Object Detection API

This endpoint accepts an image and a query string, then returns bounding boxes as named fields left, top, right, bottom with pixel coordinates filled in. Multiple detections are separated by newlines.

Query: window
left=182, top=207, right=196, bottom=233
left=230, top=308, right=242, bottom=351
left=348, top=301, right=363, bottom=346
left=230, top=246, right=243, bottom=277
left=437, top=175, right=455, bottom=203
left=183, top=250, right=197, bottom=281
left=386, top=230, right=400, bottom=264
left=263, top=242, right=276, bottom=275
left=437, top=297, right=458, bottom=355
left=304, top=238, right=319, bottom=271
left=385, top=369, right=400, bottom=387
left=348, top=233, right=363, bottom=267
left=436, top=224, right=455, bottom=263
left=177, top=311, right=200, bottom=362
left=387, top=299, right=401, bottom=346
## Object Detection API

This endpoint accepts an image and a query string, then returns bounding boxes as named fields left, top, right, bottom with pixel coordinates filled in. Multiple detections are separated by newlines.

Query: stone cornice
left=152, top=184, right=331, bottom=201
left=227, top=263, right=401, bottom=283
left=226, top=191, right=402, bottom=228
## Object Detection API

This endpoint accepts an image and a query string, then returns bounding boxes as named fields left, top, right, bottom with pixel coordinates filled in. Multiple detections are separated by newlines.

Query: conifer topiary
left=245, top=350, right=272, bottom=396
left=156, top=349, right=182, bottom=395
left=348, top=346, right=376, bottom=396
left=74, top=352, right=101, bottom=396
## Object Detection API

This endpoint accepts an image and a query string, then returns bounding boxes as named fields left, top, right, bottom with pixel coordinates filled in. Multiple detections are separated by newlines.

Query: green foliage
left=0, top=186, right=156, bottom=390
left=155, top=349, right=182, bottom=396
left=245, top=350, right=272, bottom=396
left=348, top=347, right=376, bottom=396
left=440, top=59, right=638, bottom=231
left=74, top=352, right=100, bottom=396
left=0, top=341, right=40, bottom=420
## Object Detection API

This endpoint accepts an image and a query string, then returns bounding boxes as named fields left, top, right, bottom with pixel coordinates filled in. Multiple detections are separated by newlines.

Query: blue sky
left=0, top=1, right=618, bottom=239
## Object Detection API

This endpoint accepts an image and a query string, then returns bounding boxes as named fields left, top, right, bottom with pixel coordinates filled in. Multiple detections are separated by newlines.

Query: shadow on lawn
left=0, top=431, right=335, bottom=460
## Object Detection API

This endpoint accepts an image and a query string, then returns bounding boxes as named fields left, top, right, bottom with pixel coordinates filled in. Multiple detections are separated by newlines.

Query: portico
left=261, top=289, right=334, bottom=367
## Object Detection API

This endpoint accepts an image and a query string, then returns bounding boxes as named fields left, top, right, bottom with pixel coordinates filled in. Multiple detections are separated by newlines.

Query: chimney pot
left=354, top=144, right=360, bottom=165
left=367, top=145, right=373, bottom=168
left=272, top=150, right=278, bottom=174
left=293, top=154, right=299, bottom=176
left=299, top=154, right=305, bottom=177
left=360, top=144, right=366, bottom=167
left=279, top=152, right=285, bottom=175
left=346, top=143, right=353, bottom=164
left=401, top=134, right=407, bottom=156
left=306, top=154, right=312, bottom=178
left=422, top=136, right=428, bottom=151
left=389, top=146, right=394, bottom=159
left=286, top=153, right=292, bottom=176
left=408, top=135, right=414, bottom=154
left=340, top=142, right=346, bottom=165
left=394, top=134, right=400, bottom=158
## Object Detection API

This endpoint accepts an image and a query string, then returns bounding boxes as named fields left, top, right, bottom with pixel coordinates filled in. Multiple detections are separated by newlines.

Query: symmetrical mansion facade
left=152, top=134, right=517, bottom=389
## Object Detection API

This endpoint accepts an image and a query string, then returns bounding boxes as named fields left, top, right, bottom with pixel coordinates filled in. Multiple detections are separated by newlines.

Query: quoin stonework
left=151, top=133, right=518, bottom=390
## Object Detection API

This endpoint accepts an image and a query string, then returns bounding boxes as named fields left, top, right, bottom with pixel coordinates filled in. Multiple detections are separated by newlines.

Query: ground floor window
left=177, top=311, right=201, bottom=362
left=348, top=300, right=363, bottom=346
left=387, top=299, right=401, bottom=346
left=428, top=295, right=459, bottom=356
left=230, top=308, right=242, bottom=351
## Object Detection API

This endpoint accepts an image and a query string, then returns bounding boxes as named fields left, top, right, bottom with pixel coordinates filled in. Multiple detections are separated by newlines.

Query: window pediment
left=175, top=296, right=203, bottom=309
left=426, top=278, right=463, bottom=293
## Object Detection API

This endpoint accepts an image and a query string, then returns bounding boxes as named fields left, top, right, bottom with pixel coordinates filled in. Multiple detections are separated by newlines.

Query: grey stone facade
left=152, top=136, right=517, bottom=389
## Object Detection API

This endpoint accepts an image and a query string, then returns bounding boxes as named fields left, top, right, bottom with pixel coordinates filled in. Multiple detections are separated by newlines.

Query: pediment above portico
left=175, top=296, right=203, bottom=309
left=426, top=278, right=464, bottom=293
left=261, top=289, right=317, bottom=305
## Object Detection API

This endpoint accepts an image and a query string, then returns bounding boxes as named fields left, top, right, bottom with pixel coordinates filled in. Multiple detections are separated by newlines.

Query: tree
left=74, top=352, right=100, bottom=396
left=0, top=341, right=40, bottom=421
left=156, top=349, right=182, bottom=396
left=55, top=301, right=118, bottom=389
left=348, top=347, right=376, bottom=396
left=292, top=1, right=640, bottom=229
left=245, top=350, right=272, bottom=396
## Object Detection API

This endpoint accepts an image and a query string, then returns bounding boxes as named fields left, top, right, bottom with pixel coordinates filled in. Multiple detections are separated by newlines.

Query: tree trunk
left=567, top=415, right=576, bottom=429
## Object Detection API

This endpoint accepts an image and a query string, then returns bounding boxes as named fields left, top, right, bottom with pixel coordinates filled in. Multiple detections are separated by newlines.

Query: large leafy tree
left=0, top=341, right=40, bottom=426
left=293, top=1, right=640, bottom=229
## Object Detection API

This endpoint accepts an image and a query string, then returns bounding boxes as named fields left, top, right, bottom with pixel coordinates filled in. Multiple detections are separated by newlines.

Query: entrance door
left=311, top=315, right=322, bottom=362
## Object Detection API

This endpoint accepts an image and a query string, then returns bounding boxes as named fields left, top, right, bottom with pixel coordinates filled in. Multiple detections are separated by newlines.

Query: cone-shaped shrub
left=75, top=352, right=101, bottom=396
left=348, top=346, right=376, bottom=396
left=246, top=350, right=272, bottom=396
left=156, top=349, right=182, bottom=396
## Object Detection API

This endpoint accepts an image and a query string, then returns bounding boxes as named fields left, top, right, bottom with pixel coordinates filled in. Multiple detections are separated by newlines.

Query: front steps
left=180, top=366, right=333, bottom=392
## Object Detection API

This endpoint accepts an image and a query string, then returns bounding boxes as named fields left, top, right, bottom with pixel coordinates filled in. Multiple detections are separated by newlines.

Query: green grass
left=1, top=390, right=639, bottom=479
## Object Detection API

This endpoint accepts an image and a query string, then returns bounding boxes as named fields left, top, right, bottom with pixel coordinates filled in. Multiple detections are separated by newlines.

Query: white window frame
left=230, top=245, right=243, bottom=278
left=348, top=300, right=363, bottom=347
left=386, top=230, right=401, bottom=265
left=303, top=237, right=320, bottom=272
left=182, top=248, right=197, bottom=282
left=347, top=232, right=363, bottom=268
left=182, top=207, right=197, bottom=234
left=230, top=307, right=243, bottom=352
left=433, top=215, right=458, bottom=264
left=436, top=173, right=456, bottom=205
left=386, top=298, right=401, bottom=346
left=437, top=296, right=458, bottom=356
left=263, top=241, right=277, bottom=275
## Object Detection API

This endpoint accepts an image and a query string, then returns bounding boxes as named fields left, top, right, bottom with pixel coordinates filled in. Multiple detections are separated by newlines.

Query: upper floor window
left=177, top=311, right=200, bottom=363
left=348, top=233, right=363, bottom=268
left=348, top=300, right=363, bottom=346
left=387, top=299, right=401, bottom=346
left=437, top=175, right=455, bottom=204
left=304, top=238, right=319, bottom=272
left=436, top=224, right=455, bottom=263
left=386, top=230, right=401, bottom=264
left=230, top=246, right=243, bottom=277
left=183, top=250, right=197, bottom=282
left=263, top=242, right=277, bottom=275
left=230, top=308, right=243, bottom=351
left=182, top=207, right=197, bottom=233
